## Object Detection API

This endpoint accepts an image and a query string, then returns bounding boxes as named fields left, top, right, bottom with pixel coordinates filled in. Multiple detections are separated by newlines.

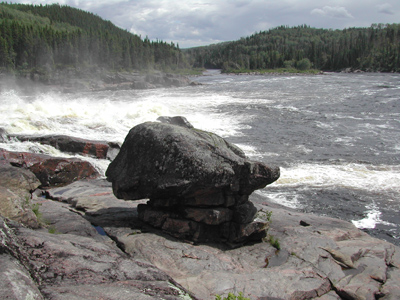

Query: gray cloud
left=377, top=3, right=394, bottom=15
left=10, top=0, right=400, bottom=48
left=310, top=6, right=354, bottom=19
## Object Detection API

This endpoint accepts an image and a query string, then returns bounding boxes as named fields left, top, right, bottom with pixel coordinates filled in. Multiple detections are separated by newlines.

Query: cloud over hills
left=11, top=0, right=400, bottom=48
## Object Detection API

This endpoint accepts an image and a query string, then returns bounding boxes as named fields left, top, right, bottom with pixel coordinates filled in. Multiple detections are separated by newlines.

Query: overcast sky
left=12, top=0, right=400, bottom=48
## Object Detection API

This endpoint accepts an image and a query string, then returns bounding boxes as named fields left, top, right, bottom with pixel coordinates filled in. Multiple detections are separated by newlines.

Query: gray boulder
left=106, top=120, right=279, bottom=244
left=106, top=121, right=279, bottom=201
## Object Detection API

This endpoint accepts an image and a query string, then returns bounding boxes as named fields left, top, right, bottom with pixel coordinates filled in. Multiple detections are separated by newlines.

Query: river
left=1, top=70, right=399, bottom=245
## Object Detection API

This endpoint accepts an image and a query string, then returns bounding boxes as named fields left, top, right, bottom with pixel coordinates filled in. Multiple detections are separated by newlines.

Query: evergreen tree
left=185, top=24, right=400, bottom=72
left=0, top=2, right=189, bottom=74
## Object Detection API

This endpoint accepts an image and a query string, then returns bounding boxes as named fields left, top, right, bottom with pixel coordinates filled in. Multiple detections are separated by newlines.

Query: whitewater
left=1, top=70, right=399, bottom=245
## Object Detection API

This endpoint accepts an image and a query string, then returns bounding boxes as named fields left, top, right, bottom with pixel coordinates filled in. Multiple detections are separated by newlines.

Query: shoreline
left=0, top=69, right=196, bottom=94
left=214, top=68, right=400, bottom=76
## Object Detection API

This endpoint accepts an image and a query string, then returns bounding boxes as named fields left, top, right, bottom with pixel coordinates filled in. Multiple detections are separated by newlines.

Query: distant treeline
left=0, top=3, right=188, bottom=74
left=184, top=24, right=400, bottom=72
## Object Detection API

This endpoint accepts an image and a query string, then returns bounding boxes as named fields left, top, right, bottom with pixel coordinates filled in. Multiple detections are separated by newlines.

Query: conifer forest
left=1, top=2, right=399, bottom=75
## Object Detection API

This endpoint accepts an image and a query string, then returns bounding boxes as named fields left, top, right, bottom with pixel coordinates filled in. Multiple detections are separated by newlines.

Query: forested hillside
left=0, top=2, right=187, bottom=75
left=185, top=24, right=400, bottom=72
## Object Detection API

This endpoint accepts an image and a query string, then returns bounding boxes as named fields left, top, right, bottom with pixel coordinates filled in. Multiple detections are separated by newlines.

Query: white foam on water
left=0, top=90, right=250, bottom=144
left=0, top=139, right=67, bottom=157
left=351, top=203, right=396, bottom=229
left=334, top=136, right=356, bottom=146
left=271, top=163, right=400, bottom=195
left=255, top=190, right=304, bottom=209
left=234, top=143, right=264, bottom=158
left=0, top=88, right=255, bottom=177
left=351, top=205, right=381, bottom=229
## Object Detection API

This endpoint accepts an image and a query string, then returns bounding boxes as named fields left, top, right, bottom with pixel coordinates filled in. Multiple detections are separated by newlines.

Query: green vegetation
left=222, top=67, right=321, bottom=74
left=0, top=2, right=189, bottom=75
left=184, top=24, right=400, bottom=73
left=31, top=203, right=42, bottom=219
left=47, top=225, right=60, bottom=234
left=215, top=292, right=251, bottom=300
left=268, top=235, right=281, bottom=250
left=2, top=3, right=398, bottom=78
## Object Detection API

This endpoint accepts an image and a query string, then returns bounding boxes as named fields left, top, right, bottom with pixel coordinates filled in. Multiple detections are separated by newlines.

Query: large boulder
left=106, top=121, right=279, bottom=200
left=106, top=119, right=279, bottom=244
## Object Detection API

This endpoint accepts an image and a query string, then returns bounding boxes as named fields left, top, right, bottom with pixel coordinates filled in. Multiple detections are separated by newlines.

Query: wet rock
left=0, top=148, right=100, bottom=188
left=106, top=121, right=280, bottom=244
left=8, top=134, right=120, bottom=160
left=0, top=161, right=41, bottom=227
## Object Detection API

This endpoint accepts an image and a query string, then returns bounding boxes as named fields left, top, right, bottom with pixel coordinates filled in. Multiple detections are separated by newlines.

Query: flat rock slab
left=38, top=180, right=400, bottom=299
left=45, top=179, right=146, bottom=228
left=0, top=213, right=195, bottom=300
left=103, top=199, right=400, bottom=300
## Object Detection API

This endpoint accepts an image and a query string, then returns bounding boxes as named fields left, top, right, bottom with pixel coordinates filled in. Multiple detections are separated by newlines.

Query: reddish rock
left=0, top=148, right=100, bottom=188
left=8, top=134, right=120, bottom=160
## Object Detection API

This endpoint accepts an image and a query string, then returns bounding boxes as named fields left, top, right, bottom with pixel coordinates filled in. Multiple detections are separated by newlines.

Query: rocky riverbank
left=1, top=123, right=400, bottom=300
left=0, top=69, right=197, bottom=94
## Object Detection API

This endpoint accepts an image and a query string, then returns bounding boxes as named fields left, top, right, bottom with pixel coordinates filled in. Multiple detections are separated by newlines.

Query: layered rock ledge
left=106, top=119, right=280, bottom=244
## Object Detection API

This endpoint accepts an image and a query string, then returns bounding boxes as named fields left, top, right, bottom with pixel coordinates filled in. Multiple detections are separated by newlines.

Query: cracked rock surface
left=38, top=179, right=400, bottom=300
